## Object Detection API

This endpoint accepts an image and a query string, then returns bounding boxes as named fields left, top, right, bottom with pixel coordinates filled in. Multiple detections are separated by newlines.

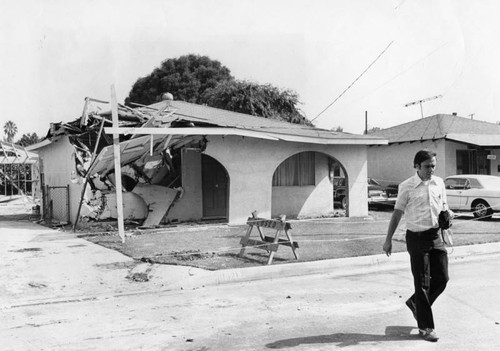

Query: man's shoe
left=419, top=328, right=439, bottom=342
left=405, top=298, right=417, bottom=321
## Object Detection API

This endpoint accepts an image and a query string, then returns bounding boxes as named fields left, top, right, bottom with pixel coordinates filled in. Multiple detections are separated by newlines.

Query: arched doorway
left=202, top=154, right=229, bottom=219
left=329, top=158, right=349, bottom=211
left=271, top=151, right=348, bottom=218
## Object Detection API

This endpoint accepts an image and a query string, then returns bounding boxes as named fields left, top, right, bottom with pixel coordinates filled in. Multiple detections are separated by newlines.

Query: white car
left=445, top=174, right=500, bottom=219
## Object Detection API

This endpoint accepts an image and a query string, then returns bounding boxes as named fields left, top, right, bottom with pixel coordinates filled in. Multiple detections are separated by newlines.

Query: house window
left=456, top=149, right=490, bottom=175
left=272, top=152, right=315, bottom=186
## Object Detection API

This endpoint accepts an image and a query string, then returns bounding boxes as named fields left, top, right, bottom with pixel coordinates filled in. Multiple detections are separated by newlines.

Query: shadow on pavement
left=265, top=326, right=419, bottom=348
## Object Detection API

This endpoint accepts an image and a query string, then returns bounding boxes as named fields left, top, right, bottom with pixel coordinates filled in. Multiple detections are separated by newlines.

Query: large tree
left=126, top=54, right=311, bottom=125
left=16, top=133, right=40, bottom=147
left=3, top=120, right=18, bottom=142
left=125, top=54, right=233, bottom=106
left=201, top=80, right=311, bottom=125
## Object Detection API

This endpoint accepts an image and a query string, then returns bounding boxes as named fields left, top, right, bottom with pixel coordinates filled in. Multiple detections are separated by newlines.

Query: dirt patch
left=160, top=250, right=216, bottom=261
left=126, top=272, right=150, bottom=282
left=74, top=211, right=500, bottom=270
left=10, top=248, right=42, bottom=252
left=95, top=261, right=137, bottom=270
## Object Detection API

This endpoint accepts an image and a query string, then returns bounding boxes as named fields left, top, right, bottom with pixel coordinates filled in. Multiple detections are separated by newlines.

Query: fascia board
left=105, top=127, right=388, bottom=145
left=446, top=133, right=500, bottom=147
left=25, top=139, right=52, bottom=151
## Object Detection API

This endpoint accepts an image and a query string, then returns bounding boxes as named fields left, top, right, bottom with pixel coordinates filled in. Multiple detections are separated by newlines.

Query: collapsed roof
left=33, top=96, right=387, bottom=181
left=1, top=141, right=39, bottom=165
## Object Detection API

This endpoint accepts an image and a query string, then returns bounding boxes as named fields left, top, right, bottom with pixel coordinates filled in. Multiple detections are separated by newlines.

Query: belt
left=407, top=227, right=439, bottom=235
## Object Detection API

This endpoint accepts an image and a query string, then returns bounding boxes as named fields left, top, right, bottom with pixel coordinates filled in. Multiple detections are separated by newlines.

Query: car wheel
left=472, top=200, right=493, bottom=220
left=341, top=196, right=347, bottom=210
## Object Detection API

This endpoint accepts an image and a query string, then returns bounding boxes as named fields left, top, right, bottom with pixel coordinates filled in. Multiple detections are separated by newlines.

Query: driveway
left=1, top=220, right=188, bottom=308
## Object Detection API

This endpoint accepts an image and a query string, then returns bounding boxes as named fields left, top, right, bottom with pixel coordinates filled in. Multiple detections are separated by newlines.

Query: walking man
left=383, top=150, right=452, bottom=342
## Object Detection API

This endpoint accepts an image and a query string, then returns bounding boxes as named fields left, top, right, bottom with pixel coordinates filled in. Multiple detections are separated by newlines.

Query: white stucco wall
left=204, top=136, right=369, bottom=224
left=34, top=136, right=82, bottom=223
left=369, top=140, right=500, bottom=185
left=32, top=134, right=372, bottom=226
left=368, top=140, right=446, bottom=184
left=443, top=140, right=463, bottom=177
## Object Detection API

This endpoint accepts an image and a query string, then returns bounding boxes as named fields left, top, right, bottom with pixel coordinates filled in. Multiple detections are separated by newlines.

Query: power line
left=312, top=40, right=394, bottom=122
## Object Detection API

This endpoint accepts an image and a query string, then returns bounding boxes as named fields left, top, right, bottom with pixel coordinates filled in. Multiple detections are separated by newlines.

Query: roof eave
left=26, top=139, right=53, bottom=151
left=445, top=133, right=500, bottom=147
left=104, top=127, right=388, bottom=145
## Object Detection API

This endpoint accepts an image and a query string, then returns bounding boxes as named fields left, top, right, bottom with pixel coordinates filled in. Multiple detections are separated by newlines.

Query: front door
left=202, top=155, right=228, bottom=218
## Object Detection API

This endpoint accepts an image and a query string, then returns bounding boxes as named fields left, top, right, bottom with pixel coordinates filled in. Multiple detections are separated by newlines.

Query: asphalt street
left=1, top=220, right=500, bottom=350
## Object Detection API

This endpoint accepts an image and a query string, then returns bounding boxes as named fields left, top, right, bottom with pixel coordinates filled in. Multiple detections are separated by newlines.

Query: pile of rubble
left=48, top=96, right=207, bottom=228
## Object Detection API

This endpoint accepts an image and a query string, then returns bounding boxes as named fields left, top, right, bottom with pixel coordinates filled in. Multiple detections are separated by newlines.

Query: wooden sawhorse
left=238, top=212, right=299, bottom=265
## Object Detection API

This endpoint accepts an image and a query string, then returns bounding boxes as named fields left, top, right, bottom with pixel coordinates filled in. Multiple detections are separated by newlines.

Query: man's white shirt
left=395, top=173, right=448, bottom=232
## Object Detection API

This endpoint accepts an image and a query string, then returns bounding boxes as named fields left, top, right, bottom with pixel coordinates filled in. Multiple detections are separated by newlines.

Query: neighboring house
left=0, top=141, right=39, bottom=198
left=368, top=114, right=500, bottom=185
left=29, top=98, right=387, bottom=226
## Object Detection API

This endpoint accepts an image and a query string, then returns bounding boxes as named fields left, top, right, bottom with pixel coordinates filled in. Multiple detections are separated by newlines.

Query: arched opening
left=201, top=154, right=229, bottom=220
left=329, top=158, right=349, bottom=212
left=271, top=151, right=348, bottom=218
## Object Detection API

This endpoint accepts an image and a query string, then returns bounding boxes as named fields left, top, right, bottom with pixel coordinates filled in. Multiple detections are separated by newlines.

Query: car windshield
left=445, top=178, right=468, bottom=189
left=479, top=176, right=500, bottom=189
left=368, top=178, right=381, bottom=186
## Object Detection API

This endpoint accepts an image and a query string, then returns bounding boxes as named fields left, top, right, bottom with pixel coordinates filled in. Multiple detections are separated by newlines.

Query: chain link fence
left=44, top=185, right=70, bottom=224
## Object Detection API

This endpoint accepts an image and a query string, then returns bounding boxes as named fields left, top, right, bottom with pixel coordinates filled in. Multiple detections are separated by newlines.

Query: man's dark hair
left=414, top=149, right=437, bottom=167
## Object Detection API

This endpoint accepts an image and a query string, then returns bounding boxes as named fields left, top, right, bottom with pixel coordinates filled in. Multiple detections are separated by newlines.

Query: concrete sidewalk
left=2, top=220, right=500, bottom=310
left=148, top=239, right=500, bottom=292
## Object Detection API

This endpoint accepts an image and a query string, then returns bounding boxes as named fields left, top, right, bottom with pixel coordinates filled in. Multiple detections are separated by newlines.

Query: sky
left=2, top=0, right=500, bottom=140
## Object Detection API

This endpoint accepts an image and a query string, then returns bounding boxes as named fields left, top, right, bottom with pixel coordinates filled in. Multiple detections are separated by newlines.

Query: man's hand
left=384, top=209, right=402, bottom=257
left=383, top=240, right=392, bottom=256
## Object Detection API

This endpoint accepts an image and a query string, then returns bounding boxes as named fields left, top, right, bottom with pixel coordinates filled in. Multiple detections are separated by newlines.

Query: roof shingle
left=370, top=114, right=500, bottom=144
left=145, top=100, right=386, bottom=144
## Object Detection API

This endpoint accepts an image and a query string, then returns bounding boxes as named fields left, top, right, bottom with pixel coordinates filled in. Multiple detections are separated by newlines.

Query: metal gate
left=45, top=185, right=70, bottom=224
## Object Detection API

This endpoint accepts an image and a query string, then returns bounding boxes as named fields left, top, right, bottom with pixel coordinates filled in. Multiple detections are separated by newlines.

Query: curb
left=4, top=242, right=499, bottom=310
left=155, top=242, right=500, bottom=290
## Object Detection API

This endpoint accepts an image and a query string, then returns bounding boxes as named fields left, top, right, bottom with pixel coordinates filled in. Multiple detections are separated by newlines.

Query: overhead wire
left=311, top=40, right=394, bottom=122
left=365, top=42, right=449, bottom=105
left=314, top=40, right=448, bottom=131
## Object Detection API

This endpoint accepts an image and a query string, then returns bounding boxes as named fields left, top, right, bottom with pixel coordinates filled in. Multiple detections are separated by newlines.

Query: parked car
left=445, top=174, right=500, bottom=219
left=334, top=177, right=398, bottom=209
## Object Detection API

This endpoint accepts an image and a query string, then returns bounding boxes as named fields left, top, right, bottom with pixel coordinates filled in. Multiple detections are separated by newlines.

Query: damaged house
left=28, top=96, right=387, bottom=227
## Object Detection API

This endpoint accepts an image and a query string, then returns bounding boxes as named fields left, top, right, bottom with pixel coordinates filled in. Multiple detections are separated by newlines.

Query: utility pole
left=364, top=111, right=368, bottom=135
left=404, top=95, right=443, bottom=118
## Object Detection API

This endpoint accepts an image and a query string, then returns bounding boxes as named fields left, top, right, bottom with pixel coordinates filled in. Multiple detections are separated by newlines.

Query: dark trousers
left=406, top=228, right=449, bottom=329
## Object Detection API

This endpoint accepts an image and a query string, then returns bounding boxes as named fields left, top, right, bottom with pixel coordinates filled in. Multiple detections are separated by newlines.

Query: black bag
left=438, top=210, right=452, bottom=230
